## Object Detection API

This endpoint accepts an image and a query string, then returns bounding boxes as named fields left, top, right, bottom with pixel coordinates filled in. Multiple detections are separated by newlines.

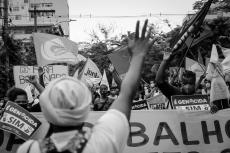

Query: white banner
left=2, top=110, right=230, bottom=153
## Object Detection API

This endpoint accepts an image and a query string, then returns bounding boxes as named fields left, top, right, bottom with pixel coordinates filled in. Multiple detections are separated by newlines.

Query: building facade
left=1, top=0, right=70, bottom=42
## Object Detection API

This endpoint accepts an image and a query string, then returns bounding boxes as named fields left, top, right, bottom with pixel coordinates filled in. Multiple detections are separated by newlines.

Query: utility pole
left=3, top=0, right=9, bottom=90
left=34, top=6, right=37, bottom=32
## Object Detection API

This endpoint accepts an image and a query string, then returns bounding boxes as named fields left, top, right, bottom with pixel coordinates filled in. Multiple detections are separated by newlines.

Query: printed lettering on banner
left=132, top=100, right=149, bottom=110
left=0, top=102, right=41, bottom=140
left=41, top=65, right=68, bottom=86
left=147, top=94, right=168, bottom=110
left=13, top=66, right=38, bottom=89
left=171, top=94, right=210, bottom=111
left=3, top=110, right=230, bottom=153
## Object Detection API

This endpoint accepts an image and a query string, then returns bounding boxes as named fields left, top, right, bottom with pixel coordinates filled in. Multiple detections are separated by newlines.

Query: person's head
left=204, top=79, right=211, bottom=89
left=181, top=70, right=196, bottom=95
left=99, top=84, right=109, bottom=96
left=150, top=81, right=155, bottom=88
left=39, top=77, right=92, bottom=127
left=110, top=87, right=117, bottom=96
left=6, top=87, right=28, bottom=109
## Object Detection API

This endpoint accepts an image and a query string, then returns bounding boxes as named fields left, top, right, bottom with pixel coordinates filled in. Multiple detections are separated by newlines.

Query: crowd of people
left=0, top=19, right=229, bottom=153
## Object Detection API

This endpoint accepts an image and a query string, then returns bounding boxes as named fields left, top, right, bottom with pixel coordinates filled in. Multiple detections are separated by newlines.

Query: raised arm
left=26, top=75, right=45, bottom=93
left=110, top=20, right=153, bottom=120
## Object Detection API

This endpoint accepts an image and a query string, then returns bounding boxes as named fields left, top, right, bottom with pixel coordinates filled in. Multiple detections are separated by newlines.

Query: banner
left=171, top=95, right=210, bottom=111
left=79, top=58, right=102, bottom=84
left=0, top=102, right=41, bottom=140
left=13, top=65, right=68, bottom=88
left=147, top=94, right=168, bottom=110
left=2, top=110, right=230, bottom=153
left=132, top=100, right=149, bottom=110
left=33, top=33, right=79, bottom=66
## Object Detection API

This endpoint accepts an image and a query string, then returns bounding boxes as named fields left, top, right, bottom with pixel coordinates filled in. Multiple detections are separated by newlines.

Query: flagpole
left=175, top=37, right=196, bottom=77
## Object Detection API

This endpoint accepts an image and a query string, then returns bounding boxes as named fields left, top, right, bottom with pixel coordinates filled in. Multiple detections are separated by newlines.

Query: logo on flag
left=33, top=33, right=79, bottom=66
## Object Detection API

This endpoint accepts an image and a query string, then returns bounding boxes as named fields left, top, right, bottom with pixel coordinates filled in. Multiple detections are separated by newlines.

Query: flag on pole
left=210, top=44, right=219, bottom=63
left=111, top=77, right=117, bottom=87
left=220, top=46, right=230, bottom=73
left=108, top=46, right=130, bottom=75
left=33, top=33, right=79, bottom=66
left=186, top=57, right=205, bottom=81
left=79, top=58, right=102, bottom=84
left=100, top=70, right=110, bottom=91
left=198, top=48, right=204, bottom=65
left=172, top=0, right=213, bottom=53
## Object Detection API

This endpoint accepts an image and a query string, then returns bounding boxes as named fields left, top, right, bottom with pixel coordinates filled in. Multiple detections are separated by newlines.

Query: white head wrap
left=39, top=77, right=92, bottom=126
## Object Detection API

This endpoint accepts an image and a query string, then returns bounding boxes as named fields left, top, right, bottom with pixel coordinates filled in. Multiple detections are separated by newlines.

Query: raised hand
left=128, top=20, right=154, bottom=57
left=26, top=75, right=38, bottom=85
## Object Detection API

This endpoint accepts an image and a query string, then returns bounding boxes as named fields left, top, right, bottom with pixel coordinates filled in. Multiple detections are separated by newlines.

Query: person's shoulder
left=17, top=140, right=39, bottom=153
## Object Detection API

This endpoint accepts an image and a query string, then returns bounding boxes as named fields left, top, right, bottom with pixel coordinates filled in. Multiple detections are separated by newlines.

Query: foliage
left=193, top=0, right=230, bottom=12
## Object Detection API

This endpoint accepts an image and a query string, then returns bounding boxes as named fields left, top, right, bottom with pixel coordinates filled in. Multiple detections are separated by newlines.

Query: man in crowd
left=155, top=51, right=197, bottom=108
left=6, top=87, right=29, bottom=110
left=17, top=19, right=153, bottom=153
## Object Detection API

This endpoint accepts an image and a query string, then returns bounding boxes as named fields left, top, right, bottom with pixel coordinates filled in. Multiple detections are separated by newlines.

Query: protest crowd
left=1, top=0, right=230, bottom=153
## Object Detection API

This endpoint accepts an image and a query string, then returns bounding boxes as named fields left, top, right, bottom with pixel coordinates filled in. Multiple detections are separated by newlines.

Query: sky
left=68, top=0, right=197, bottom=43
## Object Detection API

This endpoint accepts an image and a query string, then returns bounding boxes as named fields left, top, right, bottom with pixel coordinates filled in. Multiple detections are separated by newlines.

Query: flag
left=108, top=46, right=130, bottom=75
left=186, top=57, right=205, bottom=81
left=220, top=46, right=230, bottom=73
left=79, top=58, right=102, bottom=84
left=33, top=33, right=79, bottom=66
left=210, top=44, right=219, bottom=63
left=172, top=0, right=213, bottom=53
left=198, top=48, right=204, bottom=65
left=111, top=77, right=117, bottom=87
left=100, top=70, right=110, bottom=91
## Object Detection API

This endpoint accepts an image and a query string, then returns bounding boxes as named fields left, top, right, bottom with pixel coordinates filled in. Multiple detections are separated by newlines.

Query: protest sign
left=132, top=100, right=148, bottom=110
left=41, top=65, right=68, bottom=86
left=0, top=102, right=41, bottom=140
left=171, top=94, right=210, bottom=111
left=1, top=110, right=230, bottom=153
left=13, top=66, right=38, bottom=89
left=13, top=65, right=68, bottom=88
left=147, top=94, right=168, bottom=110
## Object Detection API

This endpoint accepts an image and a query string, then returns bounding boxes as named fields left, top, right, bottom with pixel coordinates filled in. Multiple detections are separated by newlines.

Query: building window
left=15, top=15, right=21, bottom=20
left=13, top=7, right=19, bottom=11
left=24, top=0, right=28, bottom=3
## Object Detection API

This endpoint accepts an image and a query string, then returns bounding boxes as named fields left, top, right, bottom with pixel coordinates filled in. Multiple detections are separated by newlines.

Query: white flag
left=33, top=33, right=79, bottom=66
left=210, top=44, right=219, bottom=63
left=79, top=58, right=102, bottom=84
left=100, top=70, right=110, bottom=91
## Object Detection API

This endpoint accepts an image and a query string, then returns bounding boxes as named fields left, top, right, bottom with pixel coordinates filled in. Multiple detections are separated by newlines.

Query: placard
left=171, top=94, right=210, bottom=111
left=0, top=102, right=41, bottom=140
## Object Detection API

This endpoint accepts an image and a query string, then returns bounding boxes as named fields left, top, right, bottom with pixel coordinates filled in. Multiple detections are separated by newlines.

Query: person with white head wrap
left=17, top=19, right=153, bottom=153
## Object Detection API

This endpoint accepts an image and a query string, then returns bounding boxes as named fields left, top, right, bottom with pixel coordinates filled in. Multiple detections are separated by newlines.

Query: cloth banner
left=171, top=95, right=210, bottom=111
left=33, top=33, right=79, bottom=66
left=2, top=110, right=230, bottom=153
